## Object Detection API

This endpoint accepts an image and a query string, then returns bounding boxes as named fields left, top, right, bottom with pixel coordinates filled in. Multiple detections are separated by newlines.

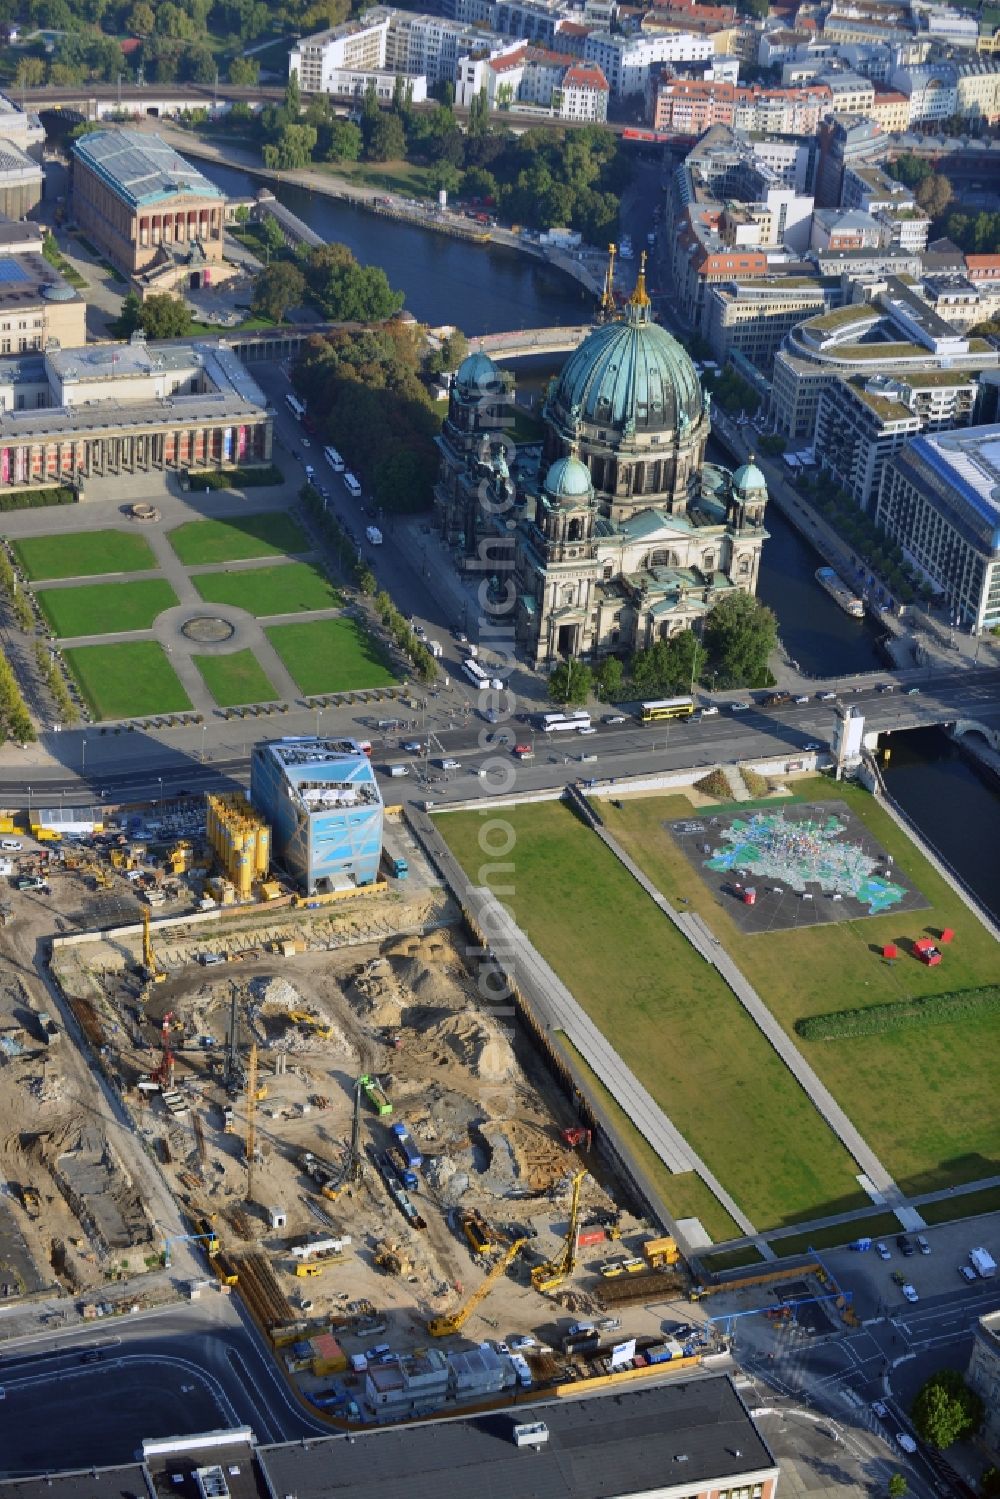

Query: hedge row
left=190, top=464, right=284, bottom=490
left=0, top=487, right=76, bottom=512
left=796, top=985, right=1000, bottom=1041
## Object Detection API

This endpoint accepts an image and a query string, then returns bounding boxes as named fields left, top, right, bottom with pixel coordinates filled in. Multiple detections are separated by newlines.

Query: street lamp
left=81, top=738, right=87, bottom=775
left=157, top=776, right=163, bottom=811
left=315, top=704, right=323, bottom=739
left=201, top=723, right=207, bottom=762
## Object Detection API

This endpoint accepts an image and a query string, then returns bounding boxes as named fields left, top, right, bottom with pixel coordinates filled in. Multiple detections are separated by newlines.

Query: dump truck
left=360, top=1073, right=392, bottom=1117
left=391, top=1121, right=422, bottom=1168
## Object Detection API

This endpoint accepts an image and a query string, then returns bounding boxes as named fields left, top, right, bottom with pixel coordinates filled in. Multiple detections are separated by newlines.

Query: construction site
left=0, top=770, right=852, bottom=1425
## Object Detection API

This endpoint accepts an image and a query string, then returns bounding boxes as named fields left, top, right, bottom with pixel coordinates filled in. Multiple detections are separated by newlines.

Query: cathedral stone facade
left=434, top=276, right=769, bottom=668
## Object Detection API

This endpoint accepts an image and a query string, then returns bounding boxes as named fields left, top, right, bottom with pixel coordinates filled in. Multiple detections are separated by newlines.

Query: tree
left=136, top=293, right=191, bottom=339
left=981, top=1469, right=1000, bottom=1499
left=251, top=260, right=305, bottom=321
left=116, top=290, right=144, bottom=336
left=911, top=1371, right=983, bottom=1450
left=594, top=655, right=623, bottom=702
left=915, top=172, right=952, bottom=221
left=15, top=56, right=46, bottom=87
left=361, top=78, right=380, bottom=122
left=759, top=433, right=786, bottom=456
left=128, top=0, right=154, bottom=31
left=260, top=214, right=286, bottom=255
left=228, top=56, right=259, bottom=85
left=284, top=68, right=300, bottom=118
left=548, top=657, right=592, bottom=706
left=888, top=1475, right=908, bottom=1499
left=324, top=119, right=362, bottom=162
left=234, top=204, right=250, bottom=225
left=704, top=593, right=777, bottom=689
left=366, top=113, right=406, bottom=162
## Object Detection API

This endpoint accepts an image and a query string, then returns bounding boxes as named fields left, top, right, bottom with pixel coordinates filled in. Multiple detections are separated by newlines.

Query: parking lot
left=821, top=1213, right=1000, bottom=1319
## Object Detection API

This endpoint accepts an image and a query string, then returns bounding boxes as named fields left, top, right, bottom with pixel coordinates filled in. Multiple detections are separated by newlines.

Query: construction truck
left=531, top=1170, right=588, bottom=1294
left=643, top=1236, right=680, bottom=1269
left=360, top=1073, right=392, bottom=1117
left=19, top=1185, right=40, bottom=1218
left=460, top=1208, right=504, bottom=1257
left=380, top=850, right=408, bottom=880
left=428, top=1237, right=527, bottom=1337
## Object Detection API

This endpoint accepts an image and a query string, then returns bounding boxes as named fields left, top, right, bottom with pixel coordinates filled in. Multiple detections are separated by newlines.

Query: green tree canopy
left=136, top=292, right=191, bottom=339
left=548, top=657, right=592, bottom=705
left=888, top=1475, right=908, bottom=1499
left=251, top=260, right=305, bottom=321
left=365, top=112, right=406, bottom=162
left=704, top=593, right=777, bottom=688
left=911, top=1371, right=983, bottom=1450
left=304, top=243, right=403, bottom=322
left=228, top=56, right=259, bottom=85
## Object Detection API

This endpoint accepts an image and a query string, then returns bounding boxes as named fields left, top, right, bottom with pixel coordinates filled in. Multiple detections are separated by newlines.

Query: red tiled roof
left=556, top=21, right=594, bottom=34
left=564, top=62, right=610, bottom=89
left=490, top=47, right=527, bottom=70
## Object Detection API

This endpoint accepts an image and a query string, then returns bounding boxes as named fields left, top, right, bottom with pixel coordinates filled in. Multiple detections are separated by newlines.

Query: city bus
left=640, top=697, right=695, bottom=723
left=463, top=658, right=487, bottom=688
left=285, top=392, right=306, bottom=421
left=324, top=445, right=345, bottom=472
left=541, top=711, right=592, bottom=733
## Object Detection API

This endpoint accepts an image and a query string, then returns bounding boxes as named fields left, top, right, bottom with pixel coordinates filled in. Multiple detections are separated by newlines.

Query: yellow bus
left=640, top=697, right=695, bottom=723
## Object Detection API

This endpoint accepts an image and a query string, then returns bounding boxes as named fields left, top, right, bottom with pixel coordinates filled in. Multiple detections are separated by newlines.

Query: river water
left=203, top=160, right=1000, bottom=920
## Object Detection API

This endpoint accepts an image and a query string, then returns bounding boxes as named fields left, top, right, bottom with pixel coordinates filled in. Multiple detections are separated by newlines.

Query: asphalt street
left=0, top=1297, right=327, bottom=1476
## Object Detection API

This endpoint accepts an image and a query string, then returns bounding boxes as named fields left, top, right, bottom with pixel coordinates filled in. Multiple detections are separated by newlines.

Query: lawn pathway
left=586, top=803, right=911, bottom=1223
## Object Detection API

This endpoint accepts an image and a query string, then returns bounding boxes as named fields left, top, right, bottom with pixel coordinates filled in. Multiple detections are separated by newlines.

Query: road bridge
left=477, top=325, right=594, bottom=360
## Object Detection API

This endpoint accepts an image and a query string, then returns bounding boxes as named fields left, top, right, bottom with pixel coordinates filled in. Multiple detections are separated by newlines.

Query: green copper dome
left=545, top=455, right=593, bottom=501
left=551, top=308, right=704, bottom=436
left=732, top=458, right=767, bottom=493
left=454, top=351, right=502, bottom=395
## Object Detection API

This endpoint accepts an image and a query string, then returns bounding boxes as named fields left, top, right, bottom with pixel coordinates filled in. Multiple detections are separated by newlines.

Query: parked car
left=916, top=1236, right=930, bottom=1255
left=898, top=1434, right=917, bottom=1454
left=902, top=1284, right=919, bottom=1303
left=701, top=705, right=719, bottom=716
left=402, top=740, right=424, bottom=754
left=959, top=1264, right=977, bottom=1283
left=730, top=701, right=750, bottom=712
left=818, top=690, right=837, bottom=702
left=897, top=1235, right=915, bottom=1256
left=875, top=1242, right=891, bottom=1260
left=439, top=758, right=461, bottom=770
left=872, top=1401, right=888, bottom=1420
left=794, top=694, right=809, bottom=704
left=603, top=714, right=626, bottom=725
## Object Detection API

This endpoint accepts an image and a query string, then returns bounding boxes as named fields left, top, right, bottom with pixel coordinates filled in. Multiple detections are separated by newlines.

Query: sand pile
left=425, top=1015, right=514, bottom=1082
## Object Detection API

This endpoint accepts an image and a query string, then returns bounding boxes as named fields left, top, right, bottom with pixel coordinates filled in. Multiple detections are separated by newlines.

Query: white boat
left=619, top=234, right=634, bottom=260
left=815, top=566, right=864, bottom=618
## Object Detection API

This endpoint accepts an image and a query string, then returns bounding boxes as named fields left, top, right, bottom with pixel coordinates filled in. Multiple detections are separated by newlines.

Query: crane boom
left=427, top=1237, right=527, bottom=1337
left=531, top=1169, right=588, bottom=1294
left=246, top=1042, right=257, bottom=1203
left=142, top=907, right=165, bottom=982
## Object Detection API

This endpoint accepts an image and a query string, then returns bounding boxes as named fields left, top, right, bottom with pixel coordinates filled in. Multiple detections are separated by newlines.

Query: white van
left=344, top=472, right=362, bottom=498
left=387, top=765, right=410, bottom=778
left=1, top=840, right=21, bottom=851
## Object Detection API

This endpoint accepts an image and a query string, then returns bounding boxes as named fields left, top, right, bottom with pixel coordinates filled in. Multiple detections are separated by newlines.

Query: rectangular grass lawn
left=36, top=579, right=179, bottom=638
left=13, top=530, right=158, bottom=581
left=63, top=641, right=191, bottom=720
left=192, top=562, right=340, bottom=616
left=265, top=617, right=395, bottom=695
left=601, top=780, right=1000, bottom=1199
left=438, top=800, right=868, bottom=1232
left=194, top=650, right=278, bottom=707
left=168, top=513, right=308, bottom=565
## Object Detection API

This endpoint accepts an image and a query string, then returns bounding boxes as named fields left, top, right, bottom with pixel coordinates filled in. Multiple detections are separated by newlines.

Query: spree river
left=203, top=160, right=1000, bottom=920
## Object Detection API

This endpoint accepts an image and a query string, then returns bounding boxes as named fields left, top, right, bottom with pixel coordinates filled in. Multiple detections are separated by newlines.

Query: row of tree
left=549, top=594, right=779, bottom=705
left=244, top=74, right=630, bottom=243
left=292, top=322, right=441, bottom=514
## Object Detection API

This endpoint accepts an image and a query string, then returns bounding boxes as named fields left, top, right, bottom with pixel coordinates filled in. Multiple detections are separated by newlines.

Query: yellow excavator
left=288, top=1010, right=333, bottom=1040
left=142, top=906, right=166, bottom=983
left=531, top=1169, right=588, bottom=1294
left=427, top=1236, right=527, bottom=1337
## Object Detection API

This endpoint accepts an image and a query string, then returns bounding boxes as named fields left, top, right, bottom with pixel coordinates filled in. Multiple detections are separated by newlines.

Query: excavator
left=288, top=1010, right=333, bottom=1041
left=427, top=1236, right=527, bottom=1337
left=531, top=1169, right=588, bottom=1295
left=142, top=907, right=166, bottom=984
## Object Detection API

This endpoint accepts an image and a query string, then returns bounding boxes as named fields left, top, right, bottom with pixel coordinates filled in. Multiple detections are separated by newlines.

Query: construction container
left=206, top=792, right=271, bottom=901
left=577, top=1228, right=606, bottom=1248
left=311, top=1332, right=347, bottom=1376
left=643, top=1236, right=680, bottom=1268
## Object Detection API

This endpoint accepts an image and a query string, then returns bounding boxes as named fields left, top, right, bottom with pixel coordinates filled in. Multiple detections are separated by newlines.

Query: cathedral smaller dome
left=732, top=458, right=767, bottom=494
left=454, top=351, right=501, bottom=395
left=545, top=455, right=593, bottom=502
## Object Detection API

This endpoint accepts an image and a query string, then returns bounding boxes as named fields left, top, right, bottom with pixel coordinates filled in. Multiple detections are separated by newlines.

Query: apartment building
left=811, top=208, right=883, bottom=252
left=818, top=70, right=876, bottom=114
left=816, top=368, right=979, bottom=511
left=291, top=7, right=509, bottom=91
left=815, top=115, right=886, bottom=209
left=706, top=277, right=832, bottom=373
left=891, top=62, right=958, bottom=122
left=457, top=44, right=608, bottom=114
left=877, top=424, right=1000, bottom=630
left=955, top=59, right=1000, bottom=122
left=584, top=28, right=713, bottom=94
left=870, top=85, right=910, bottom=129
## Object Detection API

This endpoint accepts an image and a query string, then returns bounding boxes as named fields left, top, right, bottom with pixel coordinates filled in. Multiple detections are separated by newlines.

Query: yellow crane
left=427, top=1237, right=527, bottom=1337
left=246, top=1042, right=258, bottom=1203
left=142, top=906, right=165, bottom=983
left=531, top=1169, right=588, bottom=1294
